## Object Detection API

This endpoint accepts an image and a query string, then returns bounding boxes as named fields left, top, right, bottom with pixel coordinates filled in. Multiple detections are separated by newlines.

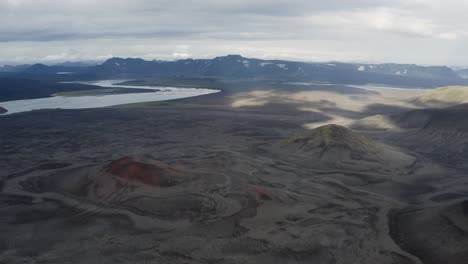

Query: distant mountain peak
left=101, top=57, right=147, bottom=68
left=103, top=57, right=145, bottom=63
left=30, top=63, right=48, bottom=68
left=214, top=54, right=245, bottom=60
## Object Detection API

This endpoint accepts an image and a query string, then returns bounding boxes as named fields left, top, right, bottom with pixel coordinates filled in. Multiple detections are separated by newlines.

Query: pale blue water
left=0, top=80, right=220, bottom=115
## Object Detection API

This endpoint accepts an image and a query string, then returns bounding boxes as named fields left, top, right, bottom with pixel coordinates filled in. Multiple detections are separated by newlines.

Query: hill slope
left=283, top=124, right=415, bottom=170
left=353, top=104, right=468, bottom=168
left=411, top=86, right=468, bottom=107
left=391, top=200, right=468, bottom=264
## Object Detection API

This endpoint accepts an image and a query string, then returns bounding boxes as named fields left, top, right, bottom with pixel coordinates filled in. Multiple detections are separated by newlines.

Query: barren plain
left=1, top=82, right=467, bottom=264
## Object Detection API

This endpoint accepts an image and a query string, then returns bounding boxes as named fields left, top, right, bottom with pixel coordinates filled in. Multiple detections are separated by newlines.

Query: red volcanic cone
left=106, top=156, right=182, bottom=187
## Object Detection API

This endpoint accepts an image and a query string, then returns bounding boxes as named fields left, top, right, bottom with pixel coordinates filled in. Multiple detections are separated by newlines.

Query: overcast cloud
left=0, top=0, right=467, bottom=65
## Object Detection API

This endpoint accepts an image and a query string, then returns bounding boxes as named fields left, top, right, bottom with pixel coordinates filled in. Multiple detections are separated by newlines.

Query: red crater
left=251, top=187, right=273, bottom=201
left=106, top=156, right=182, bottom=187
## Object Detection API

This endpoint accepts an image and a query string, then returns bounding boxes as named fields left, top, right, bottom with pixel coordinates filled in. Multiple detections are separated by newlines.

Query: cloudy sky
left=0, top=0, right=467, bottom=65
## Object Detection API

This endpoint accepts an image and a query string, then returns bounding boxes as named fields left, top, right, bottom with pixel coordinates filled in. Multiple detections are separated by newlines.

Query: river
left=0, top=80, right=220, bottom=115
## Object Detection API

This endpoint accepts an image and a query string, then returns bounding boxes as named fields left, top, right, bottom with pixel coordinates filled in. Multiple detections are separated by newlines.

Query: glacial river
left=0, top=80, right=220, bottom=115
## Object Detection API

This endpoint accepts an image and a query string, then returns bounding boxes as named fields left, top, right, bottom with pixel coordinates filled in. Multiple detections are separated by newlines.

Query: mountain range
left=2, top=55, right=468, bottom=87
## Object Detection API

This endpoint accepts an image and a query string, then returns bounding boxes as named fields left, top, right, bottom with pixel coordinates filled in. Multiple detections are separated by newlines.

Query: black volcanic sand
left=1, top=89, right=468, bottom=263
left=389, top=201, right=468, bottom=264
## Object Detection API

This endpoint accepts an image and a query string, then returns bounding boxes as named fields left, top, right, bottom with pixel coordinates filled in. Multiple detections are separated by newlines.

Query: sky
left=0, top=0, right=467, bottom=65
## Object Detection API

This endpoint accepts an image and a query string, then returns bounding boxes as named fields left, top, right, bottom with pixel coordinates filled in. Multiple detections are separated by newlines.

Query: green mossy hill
left=285, top=124, right=381, bottom=161
left=287, top=124, right=376, bottom=150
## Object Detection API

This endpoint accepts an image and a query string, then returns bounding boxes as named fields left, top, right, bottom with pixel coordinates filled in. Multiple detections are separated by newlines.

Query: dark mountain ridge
left=0, top=78, right=105, bottom=102
left=4, top=55, right=468, bottom=87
